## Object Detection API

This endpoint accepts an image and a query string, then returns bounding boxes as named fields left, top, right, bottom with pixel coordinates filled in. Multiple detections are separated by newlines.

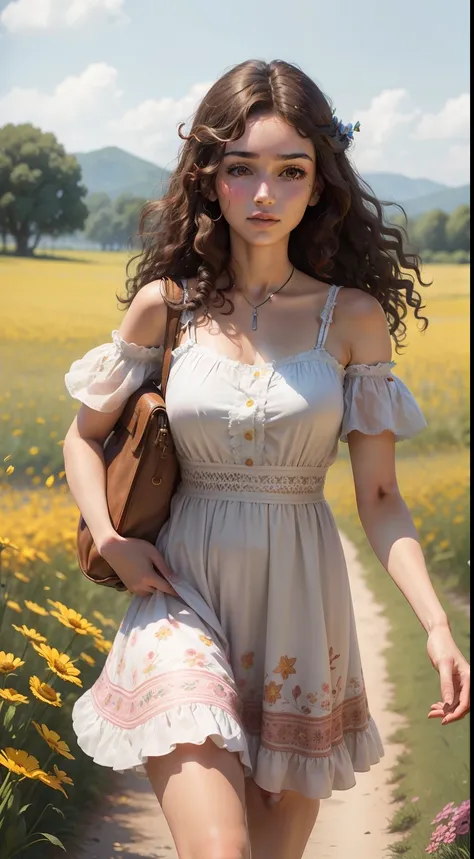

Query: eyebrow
left=223, top=150, right=313, bottom=162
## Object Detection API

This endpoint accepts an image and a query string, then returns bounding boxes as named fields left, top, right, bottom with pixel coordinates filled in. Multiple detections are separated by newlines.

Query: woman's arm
left=344, top=292, right=470, bottom=724
left=63, top=281, right=167, bottom=553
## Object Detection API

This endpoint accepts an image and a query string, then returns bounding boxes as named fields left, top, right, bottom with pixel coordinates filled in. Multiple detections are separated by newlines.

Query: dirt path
left=73, top=534, right=406, bottom=859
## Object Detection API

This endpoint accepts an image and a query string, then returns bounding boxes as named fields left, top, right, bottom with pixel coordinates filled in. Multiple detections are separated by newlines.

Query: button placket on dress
left=228, top=366, right=272, bottom=466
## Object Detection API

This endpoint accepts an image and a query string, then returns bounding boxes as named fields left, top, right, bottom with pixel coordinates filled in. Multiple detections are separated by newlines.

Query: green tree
left=0, top=123, right=88, bottom=256
left=446, top=204, right=470, bottom=252
left=84, top=192, right=146, bottom=250
left=84, top=206, right=117, bottom=250
left=85, top=191, right=111, bottom=216
left=411, top=209, right=449, bottom=252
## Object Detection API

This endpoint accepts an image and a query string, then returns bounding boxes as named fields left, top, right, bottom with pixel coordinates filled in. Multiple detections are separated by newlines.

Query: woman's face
left=210, top=112, right=320, bottom=246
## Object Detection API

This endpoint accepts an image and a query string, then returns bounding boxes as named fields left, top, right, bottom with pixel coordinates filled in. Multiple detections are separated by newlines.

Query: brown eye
left=282, top=167, right=307, bottom=180
left=227, top=165, right=250, bottom=176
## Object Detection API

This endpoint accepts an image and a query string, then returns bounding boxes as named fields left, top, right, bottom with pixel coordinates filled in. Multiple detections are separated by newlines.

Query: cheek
left=284, top=180, right=314, bottom=204
left=217, top=177, right=246, bottom=205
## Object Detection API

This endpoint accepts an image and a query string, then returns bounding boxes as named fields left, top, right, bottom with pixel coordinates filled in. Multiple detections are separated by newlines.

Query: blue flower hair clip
left=320, top=110, right=361, bottom=149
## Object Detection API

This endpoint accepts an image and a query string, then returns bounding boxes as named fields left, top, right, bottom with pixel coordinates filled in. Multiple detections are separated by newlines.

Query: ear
left=308, top=178, right=323, bottom=207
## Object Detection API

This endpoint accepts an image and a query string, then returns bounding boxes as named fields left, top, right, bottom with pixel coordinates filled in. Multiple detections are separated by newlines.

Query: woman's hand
left=426, top=624, right=470, bottom=725
left=99, top=533, right=180, bottom=599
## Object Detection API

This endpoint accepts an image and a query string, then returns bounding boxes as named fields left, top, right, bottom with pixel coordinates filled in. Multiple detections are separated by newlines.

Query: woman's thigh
left=245, top=779, right=320, bottom=859
left=144, top=738, right=250, bottom=859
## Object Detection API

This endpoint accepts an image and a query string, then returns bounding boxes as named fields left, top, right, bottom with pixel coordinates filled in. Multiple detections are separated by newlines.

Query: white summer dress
left=65, top=281, right=427, bottom=799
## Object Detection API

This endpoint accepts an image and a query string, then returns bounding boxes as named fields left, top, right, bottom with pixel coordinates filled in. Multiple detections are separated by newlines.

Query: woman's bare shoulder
left=337, top=286, right=392, bottom=363
left=117, top=279, right=170, bottom=348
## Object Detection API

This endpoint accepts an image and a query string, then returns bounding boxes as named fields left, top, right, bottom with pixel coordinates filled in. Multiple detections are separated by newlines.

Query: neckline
left=171, top=337, right=346, bottom=373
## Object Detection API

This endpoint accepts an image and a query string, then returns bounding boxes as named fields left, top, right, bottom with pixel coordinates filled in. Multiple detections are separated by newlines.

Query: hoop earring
left=202, top=202, right=223, bottom=223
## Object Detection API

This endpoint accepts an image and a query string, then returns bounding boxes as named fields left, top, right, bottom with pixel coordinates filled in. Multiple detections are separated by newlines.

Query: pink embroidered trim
left=91, top=665, right=243, bottom=730
left=242, top=691, right=371, bottom=758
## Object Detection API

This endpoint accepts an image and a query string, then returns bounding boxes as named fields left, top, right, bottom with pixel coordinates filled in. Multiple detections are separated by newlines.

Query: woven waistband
left=177, top=461, right=327, bottom=504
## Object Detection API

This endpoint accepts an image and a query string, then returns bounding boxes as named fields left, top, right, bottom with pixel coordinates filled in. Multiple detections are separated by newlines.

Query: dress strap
left=179, top=278, right=196, bottom=339
left=316, top=284, right=343, bottom=349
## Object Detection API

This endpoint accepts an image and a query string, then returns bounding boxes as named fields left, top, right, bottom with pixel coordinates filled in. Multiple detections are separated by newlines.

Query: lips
left=248, top=215, right=280, bottom=222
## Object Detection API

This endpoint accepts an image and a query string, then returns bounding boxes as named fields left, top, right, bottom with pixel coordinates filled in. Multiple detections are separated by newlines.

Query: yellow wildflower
left=14, top=572, right=31, bottom=583
left=0, top=688, right=29, bottom=705
left=6, top=600, right=22, bottom=614
left=0, top=748, right=42, bottom=778
left=30, top=644, right=82, bottom=687
left=29, top=676, right=62, bottom=707
left=53, top=763, right=74, bottom=785
left=24, top=600, right=49, bottom=616
left=80, top=652, right=96, bottom=666
left=0, top=652, right=25, bottom=674
left=6, top=465, right=14, bottom=475
left=29, top=447, right=39, bottom=455
left=35, top=770, right=69, bottom=797
left=32, top=722, right=75, bottom=760
left=12, top=624, right=47, bottom=643
left=0, top=537, right=19, bottom=551
left=94, top=637, right=112, bottom=654
left=48, top=604, right=102, bottom=637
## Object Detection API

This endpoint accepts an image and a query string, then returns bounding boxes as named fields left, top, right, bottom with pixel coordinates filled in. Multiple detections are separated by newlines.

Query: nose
left=254, top=179, right=275, bottom=206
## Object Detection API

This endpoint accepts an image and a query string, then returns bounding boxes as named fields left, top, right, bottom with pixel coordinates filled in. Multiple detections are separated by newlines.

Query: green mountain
left=73, top=146, right=469, bottom=217
left=362, top=173, right=446, bottom=202
left=73, top=145, right=171, bottom=200
left=383, top=184, right=470, bottom=219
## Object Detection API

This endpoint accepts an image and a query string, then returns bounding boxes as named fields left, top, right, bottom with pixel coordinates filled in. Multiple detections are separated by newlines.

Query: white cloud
left=109, top=82, right=213, bottom=167
left=0, top=65, right=469, bottom=186
left=412, top=93, right=470, bottom=140
left=353, top=88, right=421, bottom=148
left=0, top=0, right=128, bottom=32
left=349, top=89, right=470, bottom=185
left=0, top=63, right=123, bottom=150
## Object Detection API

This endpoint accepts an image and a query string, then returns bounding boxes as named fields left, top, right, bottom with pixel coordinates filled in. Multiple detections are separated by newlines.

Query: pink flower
left=411, top=796, right=420, bottom=803
left=444, top=827, right=457, bottom=844
left=292, top=685, right=301, bottom=700
left=457, top=819, right=470, bottom=836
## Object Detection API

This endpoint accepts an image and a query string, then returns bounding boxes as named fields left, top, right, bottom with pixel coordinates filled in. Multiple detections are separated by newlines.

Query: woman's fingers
left=441, top=674, right=470, bottom=723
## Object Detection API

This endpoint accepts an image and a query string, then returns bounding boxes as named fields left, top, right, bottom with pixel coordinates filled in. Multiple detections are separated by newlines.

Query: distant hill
left=383, top=184, right=470, bottom=219
left=73, top=146, right=469, bottom=218
left=73, top=146, right=171, bottom=200
left=362, top=173, right=447, bottom=202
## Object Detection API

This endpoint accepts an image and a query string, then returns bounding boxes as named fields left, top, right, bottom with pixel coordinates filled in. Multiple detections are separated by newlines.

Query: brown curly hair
left=120, top=58, right=430, bottom=351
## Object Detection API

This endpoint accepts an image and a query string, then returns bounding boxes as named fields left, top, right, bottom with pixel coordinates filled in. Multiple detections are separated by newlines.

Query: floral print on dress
left=273, top=655, right=297, bottom=681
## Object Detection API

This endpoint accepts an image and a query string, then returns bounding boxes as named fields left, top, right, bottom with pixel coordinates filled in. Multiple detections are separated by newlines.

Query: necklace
left=237, top=266, right=295, bottom=330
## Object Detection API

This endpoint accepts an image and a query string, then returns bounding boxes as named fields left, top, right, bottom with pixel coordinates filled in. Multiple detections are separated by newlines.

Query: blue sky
left=0, top=0, right=470, bottom=185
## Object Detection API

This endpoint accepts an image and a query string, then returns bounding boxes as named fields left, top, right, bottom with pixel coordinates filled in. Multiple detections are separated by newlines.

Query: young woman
left=63, top=59, right=470, bottom=859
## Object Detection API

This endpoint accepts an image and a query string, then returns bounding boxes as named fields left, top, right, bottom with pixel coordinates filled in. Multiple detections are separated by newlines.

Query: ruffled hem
left=340, top=368, right=427, bottom=442
left=72, top=688, right=252, bottom=778
left=111, top=330, right=164, bottom=363
left=251, top=716, right=384, bottom=800
left=72, top=691, right=383, bottom=799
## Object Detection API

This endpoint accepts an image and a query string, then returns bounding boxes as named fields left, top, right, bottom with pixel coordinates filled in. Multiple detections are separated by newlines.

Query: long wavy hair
left=120, top=58, right=430, bottom=351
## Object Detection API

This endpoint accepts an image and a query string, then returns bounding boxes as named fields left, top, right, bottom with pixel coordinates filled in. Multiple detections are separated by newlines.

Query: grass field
left=0, top=252, right=470, bottom=857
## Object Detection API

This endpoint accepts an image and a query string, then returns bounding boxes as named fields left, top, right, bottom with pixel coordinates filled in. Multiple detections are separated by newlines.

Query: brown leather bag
left=76, top=280, right=184, bottom=590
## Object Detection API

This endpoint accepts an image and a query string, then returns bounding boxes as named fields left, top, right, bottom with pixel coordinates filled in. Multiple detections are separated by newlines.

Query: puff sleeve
left=340, top=361, right=427, bottom=443
left=64, top=330, right=164, bottom=413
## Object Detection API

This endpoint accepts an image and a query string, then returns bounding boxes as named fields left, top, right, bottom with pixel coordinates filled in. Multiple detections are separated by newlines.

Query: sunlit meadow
left=0, top=252, right=470, bottom=856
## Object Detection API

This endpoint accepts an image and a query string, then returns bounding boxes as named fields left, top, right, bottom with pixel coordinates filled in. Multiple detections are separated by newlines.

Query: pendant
left=252, top=308, right=258, bottom=330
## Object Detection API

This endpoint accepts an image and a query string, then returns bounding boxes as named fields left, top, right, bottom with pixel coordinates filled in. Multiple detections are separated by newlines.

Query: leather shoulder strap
left=161, top=278, right=184, bottom=398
